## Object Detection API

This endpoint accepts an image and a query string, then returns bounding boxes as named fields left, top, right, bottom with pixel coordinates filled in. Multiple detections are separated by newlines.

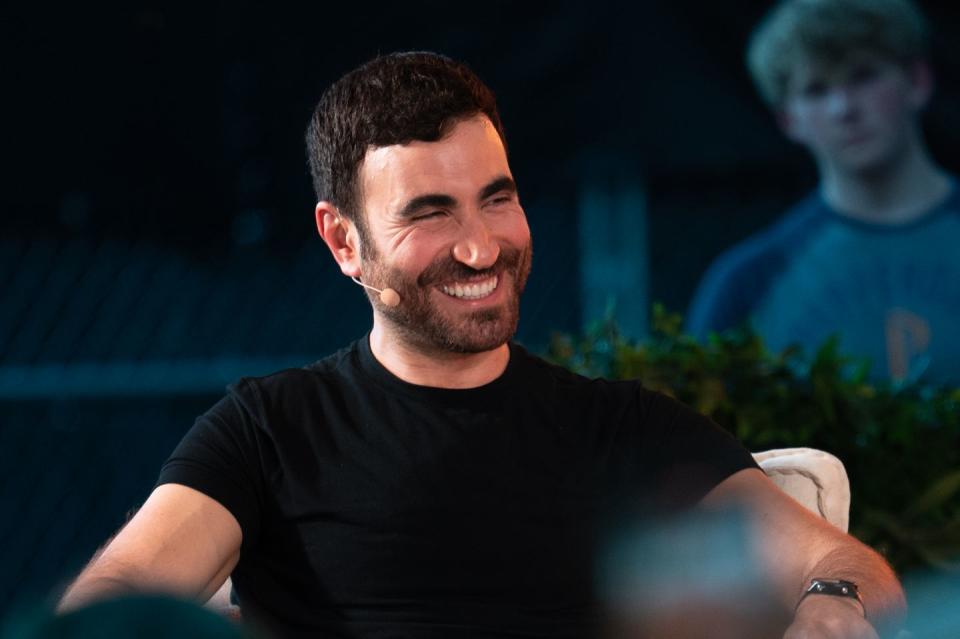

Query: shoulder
left=710, top=195, right=824, bottom=284
left=934, top=176, right=960, bottom=219
left=686, top=194, right=827, bottom=335
left=224, top=340, right=362, bottom=421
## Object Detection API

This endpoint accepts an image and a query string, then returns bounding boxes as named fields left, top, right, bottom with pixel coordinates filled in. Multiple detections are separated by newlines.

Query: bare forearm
left=56, top=485, right=243, bottom=614
left=57, top=569, right=141, bottom=613
left=58, top=564, right=228, bottom=614
left=58, top=549, right=234, bottom=613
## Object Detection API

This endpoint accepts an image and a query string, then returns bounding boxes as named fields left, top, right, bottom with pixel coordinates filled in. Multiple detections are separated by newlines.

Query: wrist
left=795, top=590, right=866, bottom=618
left=794, top=578, right=867, bottom=618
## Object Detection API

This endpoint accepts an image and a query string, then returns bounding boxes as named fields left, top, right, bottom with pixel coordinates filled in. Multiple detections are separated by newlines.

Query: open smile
left=439, top=275, right=499, bottom=300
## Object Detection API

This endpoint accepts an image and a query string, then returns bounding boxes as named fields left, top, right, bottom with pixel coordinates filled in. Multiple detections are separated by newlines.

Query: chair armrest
left=752, top=447, right=851, bottom=532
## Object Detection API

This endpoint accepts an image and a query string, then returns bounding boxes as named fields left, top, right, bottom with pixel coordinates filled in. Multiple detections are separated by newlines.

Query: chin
left=836, top=135, right=906, bottom=175
left=436, top=313, right=518, bottom=353
left=408, top=328, right=515, bottom=355
left=388, top=304, right=519, bottom=355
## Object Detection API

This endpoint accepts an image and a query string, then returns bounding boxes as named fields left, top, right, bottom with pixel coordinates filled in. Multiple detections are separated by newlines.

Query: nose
left=452, top=214, right=500, bottom=269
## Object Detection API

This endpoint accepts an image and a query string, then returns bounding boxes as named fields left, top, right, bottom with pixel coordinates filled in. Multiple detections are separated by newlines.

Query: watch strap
left=797, top=579, right=865, bottom=616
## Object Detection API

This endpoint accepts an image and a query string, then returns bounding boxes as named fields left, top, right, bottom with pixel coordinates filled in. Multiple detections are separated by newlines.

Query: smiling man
left=60, top=52, right=905, bottom=638
left=687, top=0, right=960, bottom=385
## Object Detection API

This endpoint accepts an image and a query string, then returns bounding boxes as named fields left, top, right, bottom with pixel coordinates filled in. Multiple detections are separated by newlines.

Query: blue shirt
left=686, top=184, right=960, bottom=385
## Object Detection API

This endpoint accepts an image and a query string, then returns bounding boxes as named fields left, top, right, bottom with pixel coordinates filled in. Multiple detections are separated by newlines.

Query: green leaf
left=905, top=470, right=960, bottom=520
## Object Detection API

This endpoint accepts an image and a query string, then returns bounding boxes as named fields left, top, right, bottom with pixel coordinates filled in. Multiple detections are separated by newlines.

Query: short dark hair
left=305, top=52, right=506, bottom=233
left=747, top=0, right=929, bottom=106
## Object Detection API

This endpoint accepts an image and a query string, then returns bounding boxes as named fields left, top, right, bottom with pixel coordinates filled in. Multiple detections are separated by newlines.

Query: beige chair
left=752, top=447, right=850, bottom=532
left=207, top=580, right=238, bottom=618
left=206, top=446, right=852, bottom=613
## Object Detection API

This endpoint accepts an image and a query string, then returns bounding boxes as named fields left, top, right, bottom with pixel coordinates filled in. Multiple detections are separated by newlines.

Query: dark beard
left=362, top=242, right=533, bottom=354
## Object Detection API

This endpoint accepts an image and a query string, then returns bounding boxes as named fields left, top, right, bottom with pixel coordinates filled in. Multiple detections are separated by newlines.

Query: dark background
left=2, top=0, right=959, bottom=620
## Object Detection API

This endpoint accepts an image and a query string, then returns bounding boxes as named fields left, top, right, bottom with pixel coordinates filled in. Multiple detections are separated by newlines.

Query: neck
left=368, top=319, right=510, bottom=389
left=819, top=130, right=950, bottom=225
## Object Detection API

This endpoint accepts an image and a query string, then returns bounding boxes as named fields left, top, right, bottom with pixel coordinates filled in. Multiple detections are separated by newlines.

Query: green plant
left=546, top=305, right=960, bottom=576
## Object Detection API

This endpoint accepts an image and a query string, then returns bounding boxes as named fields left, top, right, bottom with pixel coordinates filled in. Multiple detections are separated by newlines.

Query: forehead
left=790, top=49, right=897, bottom=84
left=358, top=116, right=511, bottom=209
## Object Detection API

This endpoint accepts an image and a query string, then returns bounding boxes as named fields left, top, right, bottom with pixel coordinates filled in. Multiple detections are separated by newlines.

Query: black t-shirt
left=157, top=337, right=757, bottom=638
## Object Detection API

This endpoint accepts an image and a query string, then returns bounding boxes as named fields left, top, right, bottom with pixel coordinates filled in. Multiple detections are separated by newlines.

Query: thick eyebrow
left=395, top=193, right=458, bottom=220
left=478, top=176, right=517, bottom=202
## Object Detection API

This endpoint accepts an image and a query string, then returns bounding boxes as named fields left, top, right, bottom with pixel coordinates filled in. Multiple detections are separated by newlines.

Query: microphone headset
left=334, top=214, right=401, bottom=307
left=350, top=277, right=401, bottom=307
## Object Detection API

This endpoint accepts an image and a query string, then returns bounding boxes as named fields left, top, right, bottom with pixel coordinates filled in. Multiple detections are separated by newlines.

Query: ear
left=315, top=201, right=361, bottom=278
left=906, top=59, right=934, bottom=110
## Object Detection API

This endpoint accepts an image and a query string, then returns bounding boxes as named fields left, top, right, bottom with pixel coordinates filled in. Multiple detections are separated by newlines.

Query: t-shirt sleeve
left=156, top=379, right=266, bottom=549
left=640, top=389, right=760, bottom=509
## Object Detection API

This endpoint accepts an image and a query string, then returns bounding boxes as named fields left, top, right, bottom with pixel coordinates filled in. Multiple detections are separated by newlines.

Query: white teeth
left=442, top=276, right=498, bottom=300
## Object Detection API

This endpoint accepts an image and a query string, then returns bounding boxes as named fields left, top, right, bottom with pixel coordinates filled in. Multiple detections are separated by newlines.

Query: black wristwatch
left=798, top=579, right=865, bottom=615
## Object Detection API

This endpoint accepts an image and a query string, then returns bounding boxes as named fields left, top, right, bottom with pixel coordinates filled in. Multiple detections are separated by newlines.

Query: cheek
left=868, top=88, right=909, bottom=121
left=859, top=76, right=913, bottom=122
left=498, top=208, right=531, bottom=246
left=787, top=103, right=830, bottom=142
left=388, top=234, right=447, bottom=272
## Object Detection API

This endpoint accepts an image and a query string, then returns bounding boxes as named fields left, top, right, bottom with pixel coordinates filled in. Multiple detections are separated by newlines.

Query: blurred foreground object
left=901, top=570, right=960, bottom=638
left=1, top=594, right=255, bottom=639
left=599, top=508, right=790, bottom=639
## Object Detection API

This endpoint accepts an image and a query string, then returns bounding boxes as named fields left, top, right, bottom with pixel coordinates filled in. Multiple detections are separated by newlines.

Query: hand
left=784, top=594, right=879, bottom=639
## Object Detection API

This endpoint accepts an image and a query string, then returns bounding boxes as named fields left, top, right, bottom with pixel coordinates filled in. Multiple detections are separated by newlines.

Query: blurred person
left=59, top=52, right=905, bottom=638
left=686, top=0, right=960, bottom=385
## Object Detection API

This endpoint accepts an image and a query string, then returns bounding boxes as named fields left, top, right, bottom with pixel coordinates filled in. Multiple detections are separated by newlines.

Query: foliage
left=546, top=305, right=960, bottom=576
